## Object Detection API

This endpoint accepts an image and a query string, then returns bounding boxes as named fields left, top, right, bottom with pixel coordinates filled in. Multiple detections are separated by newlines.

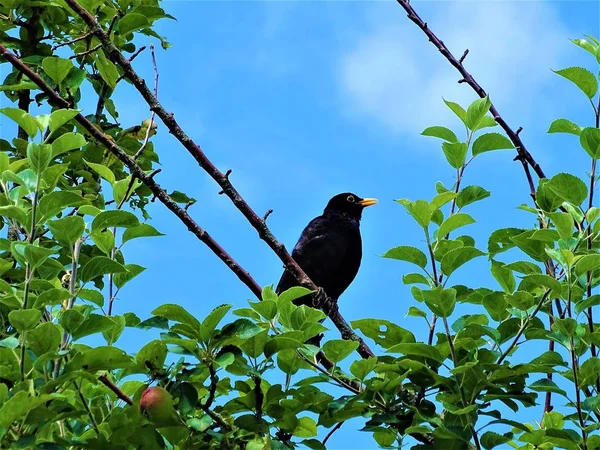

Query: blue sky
left=105, top=1, right=599, bottom=446
left=112, top=0, right=600, bottom=447
left=3, top=0, right=600, bottom=447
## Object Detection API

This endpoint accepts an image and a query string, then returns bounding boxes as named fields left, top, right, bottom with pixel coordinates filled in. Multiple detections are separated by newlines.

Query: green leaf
left=505, top=291, right=535, bottom=310
left=264, top=334, right=304, bottom=357
left=322, top=339, right=359, bottom=363
left=436, top=213, right=475, bottom=239
left=580, top=127, right=600, bottom=158
left=84, top=160, right=116, bottom=185
left=351, top=318, right=415, bottom=349
left=136, top=340, right=168, bottom=371
left=27, top=322, right=61, bottom=356
left=27, top=142, right=52, bottom=174
left=472, top=132, right=514, bottom=156
left=241, top=329, right=269, bottom=358
left=421, top=126, right=458, bottom=142
left=0, top=205, right=28, bottom=226
left=547, top=118, right=581, bottom=136
left=430, top=191, right=458, bottom=210
left=80, top=256, right=127, bottom=282
left=529, top=378, right=568, bottom=397
left=481, top=431, right=511, bottom=450
left=574, top=254, right=600, bottom=276
left=407, top=306, right=428, bottom=318
left=72, top=314, right=115, bottom=340
left=490, top=260, right=515, bottom=293
left=169, top=190, right=196, bottom=205
left=42, top=57, right=74, bottom=84
left=8, top=309, right=42, bottom=331
left=92, top=210, right=140, bottom=231
left=580, top=357, right=600, bottom=387
left=15, top=242, right=55, bottom=269
left=396, top=199, right=431, bottom=229
left=118, top=13, right=150, bottom=36
left=575, top=294, right=600, bottom=315
left=547, top=212, right=574, bottom=241
left=441, top=246, right=485, bottom=276
left=571, top=38, right=598, bottom=55
left=33, top=288, right=71, bottom=309
left=68, top=346, right=134, bottom=371
left=443, top=98, right=467, bottom=126
left=456, top=185, right=491, bottom=209
left=103, top=315, right=126, bottom=345
left=349, top=357, right=377, bottom=380
left=249, top=300, right=277, bottom=321
left=200, top=304, right=232, bottom=342
left=48, top=109, right=81, bottom=132
left=0, top=107, right=40, bottom=137
left=113, top=176, right=141, bottom=205
left=519, top=275, right=561, bottom=298
left=381, top=245, right=427, bottom=268
left=466, top=96, right=492, bottom=130
left=78, top=288, right=105, bottom=307
left=421, top=287, right=456, bottom=318
left=51, top=132, right=86, bottom=157
left=152, top=303, right=201, bottom=331
left=113, top=264, right=146, bottom=289
left=442, top=141, right=468, bottom=169
left=553, top=66, right=598, bottom=98
left=96, top=50, right=119, bottom=89
left=294, top=417, right=317, bottom=438
left=402, top=273, right=430, bottom=286
left=387, top=342, right=443, bottom=363
left=90, top=229, right=115, bottom=255
left=122, top=223, right=164, bottom=244
left=373, top=428, right=397, bottom=447
left=48, top=216, right=85, bottom=246
left=0, top=392, right=56, bottom=429
left=546, top=173, right=587, bottom=205
left=38, top=191, right=88, bottom=222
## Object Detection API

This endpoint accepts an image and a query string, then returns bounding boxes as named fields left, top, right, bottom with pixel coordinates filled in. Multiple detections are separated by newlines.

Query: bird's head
left=324, top=192, right=378, bottom=220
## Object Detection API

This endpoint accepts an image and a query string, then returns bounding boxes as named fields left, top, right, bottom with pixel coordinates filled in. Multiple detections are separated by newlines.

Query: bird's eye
left=347, top=195, right=355, bottom=203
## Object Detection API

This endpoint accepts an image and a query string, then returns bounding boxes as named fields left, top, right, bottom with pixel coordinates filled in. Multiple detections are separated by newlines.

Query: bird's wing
left=276, top=217, right=349, bottom=295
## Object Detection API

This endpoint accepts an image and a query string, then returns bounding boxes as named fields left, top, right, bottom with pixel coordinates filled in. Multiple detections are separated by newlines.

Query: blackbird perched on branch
left=276, top=192, right=377, bottom=309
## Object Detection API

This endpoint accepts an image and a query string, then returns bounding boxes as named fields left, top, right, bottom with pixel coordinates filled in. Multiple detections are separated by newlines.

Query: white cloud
left=339, top=1, right=572, bottom=134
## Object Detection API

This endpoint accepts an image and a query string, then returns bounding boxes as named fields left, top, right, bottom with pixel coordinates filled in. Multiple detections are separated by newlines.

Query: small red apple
left=139, top=386, right=181, bottom=427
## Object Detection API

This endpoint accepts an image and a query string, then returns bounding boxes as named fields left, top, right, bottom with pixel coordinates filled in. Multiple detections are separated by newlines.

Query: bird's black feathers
left=275, top=192, right=376, bottom=307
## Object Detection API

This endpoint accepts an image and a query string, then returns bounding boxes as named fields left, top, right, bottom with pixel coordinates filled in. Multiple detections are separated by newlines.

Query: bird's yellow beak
left=359, top=198, right=378, bottom=207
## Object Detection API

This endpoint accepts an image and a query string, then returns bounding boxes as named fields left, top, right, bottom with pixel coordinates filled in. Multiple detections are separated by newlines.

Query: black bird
left=276, top=192, right=377, bottom=308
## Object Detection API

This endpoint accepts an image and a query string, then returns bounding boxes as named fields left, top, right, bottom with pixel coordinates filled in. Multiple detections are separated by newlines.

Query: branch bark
left=394, top=0, right=546, bottom=188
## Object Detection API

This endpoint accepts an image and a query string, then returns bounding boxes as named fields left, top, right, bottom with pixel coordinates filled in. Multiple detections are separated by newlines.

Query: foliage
left=0, top=1, right=600, bottom=449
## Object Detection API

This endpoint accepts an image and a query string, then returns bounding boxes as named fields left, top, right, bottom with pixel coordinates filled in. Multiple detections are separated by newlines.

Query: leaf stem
left=497, top=289, right=551, bottom=365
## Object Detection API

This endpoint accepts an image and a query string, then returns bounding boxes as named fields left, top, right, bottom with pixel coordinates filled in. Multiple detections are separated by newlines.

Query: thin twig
left=98, top=374, right=133, bottom=405
left=203, top=363, right=217, bottom=410
left=263, top=209, right=274, bottom=221
left=323, top=422, right=344, bottom=446
left=498, top=290, right=551, bottom=365
left=395, top=0, right=546, bottom=185
left=70, top=43, right=102, bottom=59
left=64, top=0, right=375, bottom=360
left=75, top=380, right=99, bottom=433
left=52, top=31, right=92, bottom=50
left=133, top=44, right=159, bottom=161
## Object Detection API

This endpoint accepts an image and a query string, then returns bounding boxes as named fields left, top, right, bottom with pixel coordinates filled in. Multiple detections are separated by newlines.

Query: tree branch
left=395, top=0, right=546, bottom=186
left=0, top=43, right=264, bottom=302
left=98, top=374, right=133, bottom=406
left=63, top=0, right=374, bottom=360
